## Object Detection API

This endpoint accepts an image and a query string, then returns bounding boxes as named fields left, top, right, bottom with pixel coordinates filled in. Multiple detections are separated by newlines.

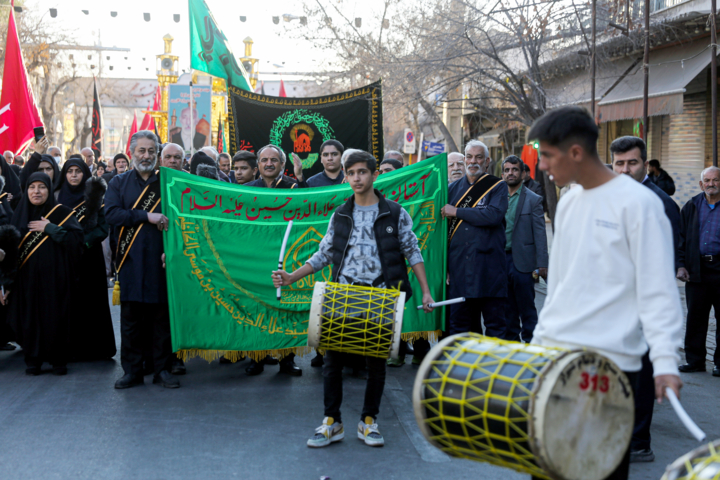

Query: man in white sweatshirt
left=527, top=106, right=683, bottom=480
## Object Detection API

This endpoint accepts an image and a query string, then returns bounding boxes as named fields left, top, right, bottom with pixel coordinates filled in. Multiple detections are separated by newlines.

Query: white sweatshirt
left=532, top=174, right=682, bottom=376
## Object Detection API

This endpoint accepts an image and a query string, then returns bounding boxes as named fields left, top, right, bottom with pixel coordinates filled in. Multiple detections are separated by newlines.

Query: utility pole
left=712, top=0, right=718, bottom=166
left=591, top=0, right=597, bottom=119
left=642, top=0, right=650, bottom=140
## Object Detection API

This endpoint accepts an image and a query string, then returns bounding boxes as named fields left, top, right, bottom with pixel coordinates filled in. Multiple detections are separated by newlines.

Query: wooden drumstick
left=665, top=387, right=706, bottom=441
left=277, top=220, right=293, bottom=301
left=416, top=297, right=465, bottom=310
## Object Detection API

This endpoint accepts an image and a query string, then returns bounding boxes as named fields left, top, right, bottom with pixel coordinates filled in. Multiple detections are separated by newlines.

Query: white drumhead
left=529, top=351, right=634, bottom=480
left=389, top=292, right=406, bottom=359
left=306, top=282, right=326, bottom=349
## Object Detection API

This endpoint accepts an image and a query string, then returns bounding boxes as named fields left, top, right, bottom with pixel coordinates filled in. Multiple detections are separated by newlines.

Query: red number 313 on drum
left=579, top=372, right=609, bottom=393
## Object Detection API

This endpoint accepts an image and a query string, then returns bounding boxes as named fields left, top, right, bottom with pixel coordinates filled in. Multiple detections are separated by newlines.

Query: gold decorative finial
left=243, top=37, right=254, bottom=57
left=163, top=34, right=174, bottom=54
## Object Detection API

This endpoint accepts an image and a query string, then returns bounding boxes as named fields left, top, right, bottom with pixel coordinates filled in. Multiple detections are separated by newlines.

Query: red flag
left=278, top=79, right=287, bottom=98
left=0, top=4, right=43, bottom=154
left=152, top=85, right=161, bottom=111
left=125, top=110, right=138, bottom=157
left=139, top=111, right=154, bottom=132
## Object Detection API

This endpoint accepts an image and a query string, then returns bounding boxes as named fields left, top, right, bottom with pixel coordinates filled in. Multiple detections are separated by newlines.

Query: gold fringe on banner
left=177, top=346, right=314, bottom=364
left=401, top=330, right=442, bottom=343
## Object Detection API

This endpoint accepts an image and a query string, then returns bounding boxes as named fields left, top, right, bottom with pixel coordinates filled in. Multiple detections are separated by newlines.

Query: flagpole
left=189, top=81, right=194, bottom=155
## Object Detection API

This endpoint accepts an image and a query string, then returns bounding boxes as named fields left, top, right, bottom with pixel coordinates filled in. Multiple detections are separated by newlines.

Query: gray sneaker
left=307, top=417, right=344, bottom=448
left=357, top=416, right=384, bottom=447
left=630, top=448, right=655, bottom=463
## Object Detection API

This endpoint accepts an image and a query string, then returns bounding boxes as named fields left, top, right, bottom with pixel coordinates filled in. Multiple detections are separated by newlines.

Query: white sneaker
left=307, top=417, right=344, bottom=448
left=357, top=416, right=384, bottom=447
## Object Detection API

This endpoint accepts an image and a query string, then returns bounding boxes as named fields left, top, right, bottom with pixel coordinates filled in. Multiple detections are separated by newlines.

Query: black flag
left=91, top=77, right=103, bottom=159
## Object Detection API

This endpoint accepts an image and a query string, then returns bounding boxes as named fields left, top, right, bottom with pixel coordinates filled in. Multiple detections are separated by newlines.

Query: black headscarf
left=20, top=154, right=61, bottom=192
left=0, top=154, right=21, bottom=199
left=11, top=172, right=57, bottom=236
left=57, top=158, right=91, bottom=208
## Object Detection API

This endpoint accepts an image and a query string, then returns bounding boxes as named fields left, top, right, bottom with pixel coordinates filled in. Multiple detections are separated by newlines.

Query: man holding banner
left=272, top=150, right=435, bottom=448
left=105, top=130, right=178, bottom=389
left=441, top=140, right=508, bottom=338
left=245, top=144, right=302, bottom=376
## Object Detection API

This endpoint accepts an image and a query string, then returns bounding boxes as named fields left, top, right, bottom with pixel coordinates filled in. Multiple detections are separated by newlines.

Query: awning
left=597, top=39, right=717, bottom=122
left=477, top=128, right=504, bottom=148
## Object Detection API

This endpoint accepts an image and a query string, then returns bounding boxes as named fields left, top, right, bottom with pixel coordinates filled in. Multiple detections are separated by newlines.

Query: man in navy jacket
left=441, top=140, right=508, bottom=338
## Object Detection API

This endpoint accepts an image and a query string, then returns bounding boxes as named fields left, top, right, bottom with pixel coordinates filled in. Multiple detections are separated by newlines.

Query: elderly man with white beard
left=447, top=152, right=466, bottom=184
left=105, top=130, right=179, bottom=390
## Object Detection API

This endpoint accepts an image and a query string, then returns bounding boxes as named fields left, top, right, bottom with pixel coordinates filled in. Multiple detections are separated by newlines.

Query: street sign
left=403, top=128, right=416, bottom=154
left=422, top=141, right=445, bottom=156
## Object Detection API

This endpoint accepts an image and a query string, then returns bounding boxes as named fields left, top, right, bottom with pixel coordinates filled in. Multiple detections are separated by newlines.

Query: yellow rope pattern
left=668, top=441, right=720, bottom=480
left=318, top=283, right=401, bottom=358
left=419, top=333, right=567, bottom=479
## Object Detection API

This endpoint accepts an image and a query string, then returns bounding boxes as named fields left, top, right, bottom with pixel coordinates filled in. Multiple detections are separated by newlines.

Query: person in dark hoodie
left=20, top=137, right=61, bottom=192
left=56, top=158, right=116, bottom=361
left=190, top=151, right=221, bottom=180
left=0, top=175, right=18, bottom=351
left=0, top=150, right=21, bottom=210
left=648, top=159, right=676, bottom=196
left=5, top=172, right=83, bottom=375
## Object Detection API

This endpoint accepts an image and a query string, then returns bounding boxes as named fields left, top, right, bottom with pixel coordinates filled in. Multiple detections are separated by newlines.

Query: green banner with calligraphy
left=162, top=154, right=447, bottom=362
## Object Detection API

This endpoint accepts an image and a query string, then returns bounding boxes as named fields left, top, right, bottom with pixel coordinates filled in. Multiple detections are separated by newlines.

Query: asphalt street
left=0, top=287, right=718, bottom=480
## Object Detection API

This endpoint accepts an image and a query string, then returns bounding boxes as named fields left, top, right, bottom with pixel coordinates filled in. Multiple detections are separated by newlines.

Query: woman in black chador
left=56, top=158, right=116, bottom=361
left=5, top=172, right=82, bottom=375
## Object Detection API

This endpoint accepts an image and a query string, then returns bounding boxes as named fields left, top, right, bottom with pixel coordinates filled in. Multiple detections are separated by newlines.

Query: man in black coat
left=611, top=136, right=681, bottom=463
left=677, top=166, right=720, bottom=375
left=648, top=159, right=676, bottom=196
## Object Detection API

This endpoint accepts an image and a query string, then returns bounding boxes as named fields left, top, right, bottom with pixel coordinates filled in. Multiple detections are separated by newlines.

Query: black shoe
left=25, top=366, right=41, bottom=376
left=171, top=359, right=186, bottom=376
left=245, top=359, right=264, bottom=376
left=1, top=342, right=16, bottom=351
left=153, top=370, right=180, bottom=388
left=713, top=366, right=720, bottom=377
left=264, top=355, right=279, bottom=366
left=52, top=366, right=68, bottom=376
left=311, top=353, right=324, bottom=367
left=114, top=373, right=144, bottom=389
left=630, top=448, right=655, bottom=463
left=279, top=359, right=302, bottom=376
left=678, top=363, right=706, bottom=373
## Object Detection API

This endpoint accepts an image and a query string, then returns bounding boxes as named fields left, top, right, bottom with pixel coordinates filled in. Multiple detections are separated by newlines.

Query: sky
left=23, top=0, right=369, bottom=82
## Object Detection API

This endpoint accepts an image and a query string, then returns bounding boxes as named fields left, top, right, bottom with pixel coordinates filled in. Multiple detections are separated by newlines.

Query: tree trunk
left=419, top=98, right=459, bottom=153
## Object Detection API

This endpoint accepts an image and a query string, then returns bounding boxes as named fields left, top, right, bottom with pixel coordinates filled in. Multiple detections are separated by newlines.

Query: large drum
left=662, top=439, right=720, bottom=480
left=307, top=282, right=406, bottom=359
left=413, top=333, right=635, bottom=480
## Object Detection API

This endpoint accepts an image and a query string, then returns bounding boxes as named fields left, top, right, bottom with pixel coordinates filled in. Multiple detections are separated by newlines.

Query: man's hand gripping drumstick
left=272, top=262, right=436, bottom=313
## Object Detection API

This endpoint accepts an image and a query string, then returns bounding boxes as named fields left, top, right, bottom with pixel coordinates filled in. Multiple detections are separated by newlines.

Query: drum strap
left=448, top=173, right=503, bottom=242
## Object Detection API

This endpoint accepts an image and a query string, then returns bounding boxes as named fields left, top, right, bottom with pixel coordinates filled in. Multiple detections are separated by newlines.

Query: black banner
left=91, top=77, right=103, bottom=159
left=227, top=81, right=383, bottom=179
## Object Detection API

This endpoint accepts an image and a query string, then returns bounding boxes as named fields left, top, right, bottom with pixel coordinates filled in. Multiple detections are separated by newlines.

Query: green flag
left=162, top=154, right=448, bottom=361
left=188, top=0, right=252, bottom=92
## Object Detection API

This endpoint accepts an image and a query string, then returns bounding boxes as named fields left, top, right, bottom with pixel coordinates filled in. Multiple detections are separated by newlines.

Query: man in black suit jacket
left=501, top=156, right=548, bottom=343
left=611, top=136, right=681, bottom=464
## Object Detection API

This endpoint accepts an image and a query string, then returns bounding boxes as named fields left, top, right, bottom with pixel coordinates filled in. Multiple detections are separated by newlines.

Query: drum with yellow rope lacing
left=662, top=439, right=720, bottom=480
left=412, top=333, right=635, bottom=480
left=307, top=281, right=406, bottom=359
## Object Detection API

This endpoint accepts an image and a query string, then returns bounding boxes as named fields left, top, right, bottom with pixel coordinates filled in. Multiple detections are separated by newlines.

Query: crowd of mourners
left=0, top=117, right=718, bottom=463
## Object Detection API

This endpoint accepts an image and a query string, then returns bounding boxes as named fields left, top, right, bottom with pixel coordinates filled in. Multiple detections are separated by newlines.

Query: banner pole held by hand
left=277, top=220, right=293, bottom=301
left=417, top=297, right=465, bottom=310
left=666, top=387, right=706, bottom=442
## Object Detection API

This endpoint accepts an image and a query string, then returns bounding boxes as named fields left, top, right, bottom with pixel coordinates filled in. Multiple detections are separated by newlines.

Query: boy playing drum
left=272, top=150, right=435, bottom=448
